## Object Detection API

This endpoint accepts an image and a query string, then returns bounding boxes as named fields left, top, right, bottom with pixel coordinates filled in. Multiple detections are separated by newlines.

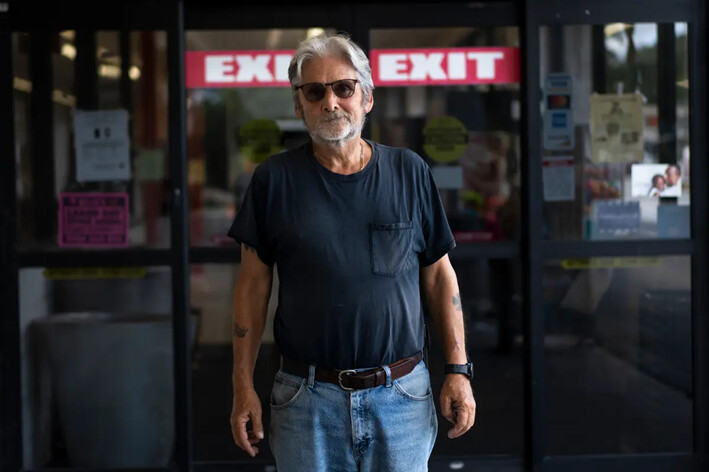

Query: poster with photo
left=631, top=163, right=682, bottom=197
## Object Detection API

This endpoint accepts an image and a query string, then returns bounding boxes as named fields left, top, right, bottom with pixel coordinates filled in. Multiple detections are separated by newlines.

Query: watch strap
left=444, top=362, right=474, bottom=380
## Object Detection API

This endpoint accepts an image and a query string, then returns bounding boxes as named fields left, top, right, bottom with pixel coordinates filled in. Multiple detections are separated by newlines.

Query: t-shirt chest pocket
left=369, top=221, right=415, bottom=276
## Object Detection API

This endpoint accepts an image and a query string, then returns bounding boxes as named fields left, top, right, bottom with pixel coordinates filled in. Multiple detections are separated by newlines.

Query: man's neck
left=312, top=138, right=365, bottom=174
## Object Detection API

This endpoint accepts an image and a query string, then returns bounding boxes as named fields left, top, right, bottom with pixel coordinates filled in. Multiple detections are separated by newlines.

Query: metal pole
left=167, top=1, right=193, bottom=470
left=521, top=1, right=546, bottom=470
left=689, top=0, right=708, bottom=467
left=0, top=8, right=22, bottom=471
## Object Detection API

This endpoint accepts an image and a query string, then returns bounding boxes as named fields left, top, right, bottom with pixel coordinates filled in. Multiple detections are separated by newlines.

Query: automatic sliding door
left=368, top=25, right=524, bottom=464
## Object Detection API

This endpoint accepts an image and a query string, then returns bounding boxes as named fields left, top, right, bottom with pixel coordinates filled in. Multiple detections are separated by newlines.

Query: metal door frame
left=1, top=1, right=706, bottom=471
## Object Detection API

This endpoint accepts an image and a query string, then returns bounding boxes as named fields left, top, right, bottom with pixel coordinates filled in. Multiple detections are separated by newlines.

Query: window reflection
left=540, top=23, right=690, bottom=241
left=186, top=29, right=335, bottom=247
left=544, top=256, right=692, bottom=454
left=370, top=27, right=521, bottom=242
left=21, top=267, right=177, bottom=469
left=13, top=31, right=171, bottom=249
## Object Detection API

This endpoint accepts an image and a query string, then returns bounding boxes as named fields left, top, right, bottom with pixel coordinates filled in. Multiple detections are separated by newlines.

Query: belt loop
left=307, top=364, right=316, bottom=388
left=382, top=364, right=393, bottom=388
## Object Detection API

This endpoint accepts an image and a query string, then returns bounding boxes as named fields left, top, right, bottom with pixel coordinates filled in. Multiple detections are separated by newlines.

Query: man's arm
left=420, top=254, right=476, bottom=439
left=230, top=244, right=273, bottom=457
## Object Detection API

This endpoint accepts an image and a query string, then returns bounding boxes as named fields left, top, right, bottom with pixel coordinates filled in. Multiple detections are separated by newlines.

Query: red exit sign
left=185, top=47, right=520, bottom=88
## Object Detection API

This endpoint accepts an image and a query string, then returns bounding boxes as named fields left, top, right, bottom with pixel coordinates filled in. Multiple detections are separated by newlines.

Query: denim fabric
left=269, top=360, right=438, bottom=472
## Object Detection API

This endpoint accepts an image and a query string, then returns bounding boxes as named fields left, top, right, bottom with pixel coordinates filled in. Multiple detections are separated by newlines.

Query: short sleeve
left=418, top=164, right=456, bottom=266
left=227, top=172, right=274, bottom=265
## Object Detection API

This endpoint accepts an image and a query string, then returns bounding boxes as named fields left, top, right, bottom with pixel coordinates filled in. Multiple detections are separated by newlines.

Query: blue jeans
left=269, top=360, right=438, bottom=472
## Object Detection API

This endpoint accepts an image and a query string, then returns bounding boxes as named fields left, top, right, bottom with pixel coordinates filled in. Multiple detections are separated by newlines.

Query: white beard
left=306, top=109, right=366, bottom=148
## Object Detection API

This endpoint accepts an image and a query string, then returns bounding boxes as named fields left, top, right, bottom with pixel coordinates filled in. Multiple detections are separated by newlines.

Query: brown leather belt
left=281, top=352, right=423, bottom=391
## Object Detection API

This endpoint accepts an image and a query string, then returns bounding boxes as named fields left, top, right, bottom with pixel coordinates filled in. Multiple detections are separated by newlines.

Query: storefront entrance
left=1, top=1, right=707, bottom=471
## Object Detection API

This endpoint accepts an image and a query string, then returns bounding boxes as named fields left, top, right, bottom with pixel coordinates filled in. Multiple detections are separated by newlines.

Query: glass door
left=184, top=6, right=354, bottom=465
left=9, top=15, right=186, bottom=472
left=358, top=3, right=524, bottom=470
left=524, top=0, right=706, bottom=470
left=185, top=3, right=524, bottom=470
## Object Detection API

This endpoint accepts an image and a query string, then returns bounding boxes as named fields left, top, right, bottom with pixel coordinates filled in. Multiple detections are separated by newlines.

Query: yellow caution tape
left=43, top=267, right=146, bottom=279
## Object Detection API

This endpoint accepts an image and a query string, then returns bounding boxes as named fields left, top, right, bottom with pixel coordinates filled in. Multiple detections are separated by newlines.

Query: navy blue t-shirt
left=228, top=140, right=455, bottom=369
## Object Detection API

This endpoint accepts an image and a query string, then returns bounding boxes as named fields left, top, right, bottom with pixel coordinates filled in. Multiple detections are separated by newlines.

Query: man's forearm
left=232, top=281, right=271, bottom=390
left=423, top=262, right=467, bottom=364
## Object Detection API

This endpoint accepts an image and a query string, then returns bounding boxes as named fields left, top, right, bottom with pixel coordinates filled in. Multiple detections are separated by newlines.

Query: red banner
left=185, top=50, right=294, bottom=88
left=185, top=47, right=520, bottom=89
left=371, top=47, right=519, bottom=86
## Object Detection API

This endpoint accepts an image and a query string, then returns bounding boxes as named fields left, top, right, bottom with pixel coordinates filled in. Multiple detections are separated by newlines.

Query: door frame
left=1, top=1, right=707, bottom=471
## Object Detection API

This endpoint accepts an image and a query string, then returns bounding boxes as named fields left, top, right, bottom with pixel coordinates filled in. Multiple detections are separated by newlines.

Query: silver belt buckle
left=337, top=369, right=357, bottom=391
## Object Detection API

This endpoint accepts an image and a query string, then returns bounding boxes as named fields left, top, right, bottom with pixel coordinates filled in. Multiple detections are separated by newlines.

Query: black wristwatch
left=444, top=362, right=474, bottom=381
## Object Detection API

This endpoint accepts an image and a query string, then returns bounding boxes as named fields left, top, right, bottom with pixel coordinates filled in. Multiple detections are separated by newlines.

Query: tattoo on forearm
left=233, top=322, right=248, bottom=338
left=243, top=244, right=257, bottom=254
left=452, top=293, right=463, bottom=313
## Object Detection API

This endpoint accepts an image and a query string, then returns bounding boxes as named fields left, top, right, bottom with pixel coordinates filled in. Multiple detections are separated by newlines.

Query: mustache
left=319, top=112, right=352, bottom=123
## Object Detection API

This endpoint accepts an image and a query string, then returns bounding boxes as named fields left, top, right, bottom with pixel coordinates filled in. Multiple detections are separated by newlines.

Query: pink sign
left=371, top=47, right=520, bottom=86
left=185, top=47, right=520, bottom=89
left=58, top=192, right=130, bottom=247
left=185, top=50, right=294, bottom=88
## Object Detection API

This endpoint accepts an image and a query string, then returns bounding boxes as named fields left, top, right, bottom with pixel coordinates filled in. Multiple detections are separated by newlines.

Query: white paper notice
left=431, top=166, right=464, bottom=189
left=543, top=156, right=575, bottom=202
left=74, top=109, right=131, bottom=182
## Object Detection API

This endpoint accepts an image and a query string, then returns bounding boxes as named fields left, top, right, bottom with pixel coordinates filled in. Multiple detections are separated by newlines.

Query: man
left=228, top=33, right=475, bottom=472
left=665, top=164, right=681, bottom=188
left=660, top=164, right=681, bottom=197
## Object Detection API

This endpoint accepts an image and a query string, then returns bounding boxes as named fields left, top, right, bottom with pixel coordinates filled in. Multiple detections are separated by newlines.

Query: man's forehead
left=301, top=56, right=356, bottom=80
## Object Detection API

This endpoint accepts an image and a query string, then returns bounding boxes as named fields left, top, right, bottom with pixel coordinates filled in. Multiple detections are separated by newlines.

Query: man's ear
left=364, top=92, right=374, bottom=114
left=294, top=102, right=303, bottom=119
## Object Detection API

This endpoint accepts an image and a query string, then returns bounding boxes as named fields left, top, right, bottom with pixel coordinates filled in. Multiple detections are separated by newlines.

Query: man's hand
left=230, top=388, right=264, bottom=457
left=440, top=374, right=476, bottom=438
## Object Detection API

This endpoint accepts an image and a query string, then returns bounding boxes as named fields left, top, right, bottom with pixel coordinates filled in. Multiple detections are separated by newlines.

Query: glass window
left=185, top=29, right=336, bottom=247
left=97, top=31, right=121, bottom=110
left=539, top=24, right=690, bottom=241
left=543, top=256, right=692, bottom=454
left=20, top=266, right=178, bottom=468
left=13, top=31, right=171, bottom=250
left=370, top=27, right=521, bottom=242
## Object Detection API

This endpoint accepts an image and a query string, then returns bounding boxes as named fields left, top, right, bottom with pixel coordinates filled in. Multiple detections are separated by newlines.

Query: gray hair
left=288, top=33, right=374, bottom=108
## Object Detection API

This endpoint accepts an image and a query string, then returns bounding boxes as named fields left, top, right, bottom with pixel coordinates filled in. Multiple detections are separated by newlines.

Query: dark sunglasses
left=294, top=79, right=359, bottom=102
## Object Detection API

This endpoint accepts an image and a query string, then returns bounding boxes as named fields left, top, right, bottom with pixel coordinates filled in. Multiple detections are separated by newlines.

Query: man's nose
left=321, top=88, right=339, bottom=111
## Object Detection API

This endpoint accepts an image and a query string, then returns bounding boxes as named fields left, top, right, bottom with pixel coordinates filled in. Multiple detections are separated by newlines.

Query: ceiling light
left=99, top=64, right=121, bottom=79
left=604, top=23, right=632, bottom=37
left=60, top=30, right=75, bottom=41
left=61, top=43, right=76, bottom=60
left=306, top=28, right=325, bottom=39
left=53, top=89, right=76, bottom=107
left=13, top=77, right=32, bottom=93
left=129, top=66, right=141, bottom=80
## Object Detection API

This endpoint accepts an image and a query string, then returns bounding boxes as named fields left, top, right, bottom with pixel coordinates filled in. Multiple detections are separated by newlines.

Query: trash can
left=31, top=312, right=197, bottom=468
